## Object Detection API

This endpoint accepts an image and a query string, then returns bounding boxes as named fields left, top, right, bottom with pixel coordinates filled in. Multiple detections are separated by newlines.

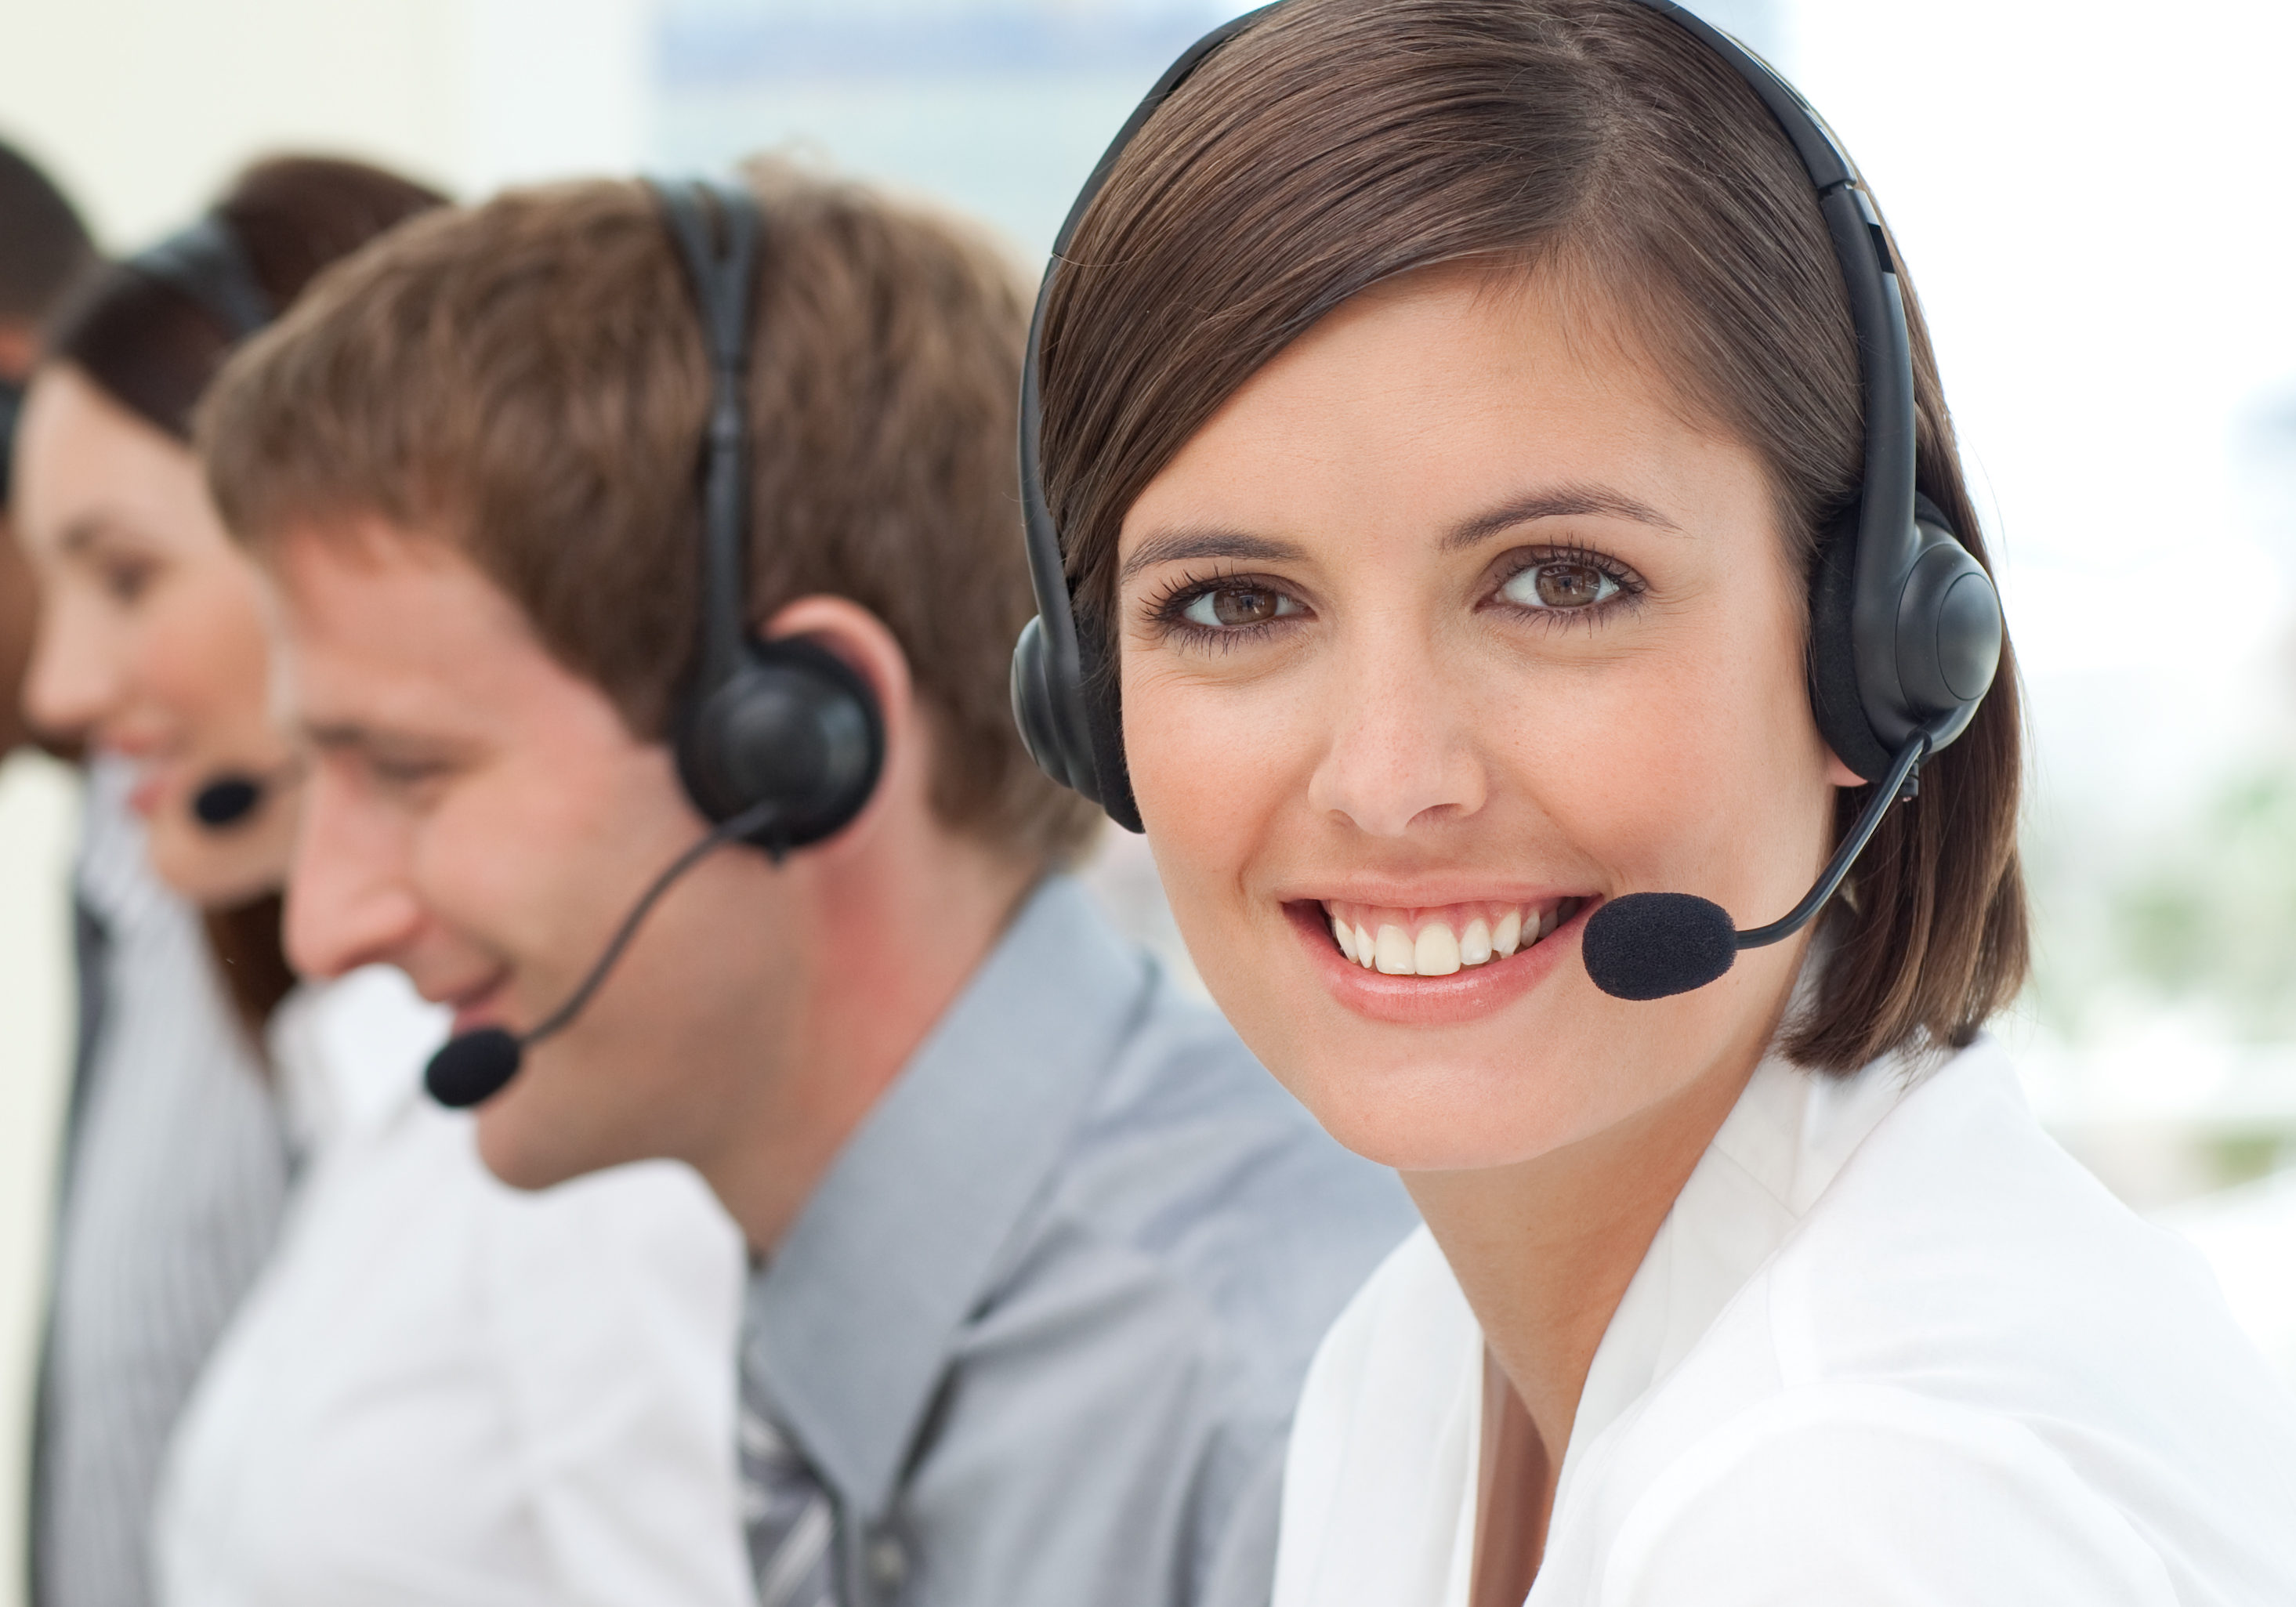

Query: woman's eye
left=1181, top=585, right=1298, bottom=629
left=1501, top=560, right=1621, bottom=611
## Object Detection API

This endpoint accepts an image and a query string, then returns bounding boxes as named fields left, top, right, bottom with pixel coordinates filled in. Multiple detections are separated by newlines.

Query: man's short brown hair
left=204, top=157, right=1099, bottom=872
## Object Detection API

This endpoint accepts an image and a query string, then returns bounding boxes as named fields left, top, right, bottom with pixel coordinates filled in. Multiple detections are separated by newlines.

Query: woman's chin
left=1240, top=1026, right=1602, bottom=1172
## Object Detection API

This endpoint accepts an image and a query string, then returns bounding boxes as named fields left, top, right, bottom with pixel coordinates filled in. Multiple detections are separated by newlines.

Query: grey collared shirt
left=743, top=876, right=1418, bottom=1607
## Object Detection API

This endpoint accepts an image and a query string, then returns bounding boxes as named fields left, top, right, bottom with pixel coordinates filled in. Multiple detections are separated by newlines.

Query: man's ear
left=759, top=595, right=917, bottom=843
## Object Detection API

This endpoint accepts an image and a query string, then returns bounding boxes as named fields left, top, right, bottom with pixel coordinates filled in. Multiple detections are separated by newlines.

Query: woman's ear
left=760, top=594, right=918, bottom=844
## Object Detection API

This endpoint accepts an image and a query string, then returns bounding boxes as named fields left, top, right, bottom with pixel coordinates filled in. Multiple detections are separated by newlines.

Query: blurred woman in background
left=13, top=158, right=752, bottom=1607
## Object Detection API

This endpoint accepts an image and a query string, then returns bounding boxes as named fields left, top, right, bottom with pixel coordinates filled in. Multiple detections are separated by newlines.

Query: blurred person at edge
left=0, top=140, right=95, bottom=752
left=0, top=134, right=97, bottom=1607
left=197, top=159, right=1418, bottom=1607
left=1028, top=2, right=2296, bottom=1603
left=12, top=159, right=753, bottom=1607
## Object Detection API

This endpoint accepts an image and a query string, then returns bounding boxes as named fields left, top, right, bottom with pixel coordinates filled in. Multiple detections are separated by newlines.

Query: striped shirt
left=31, top=761, right=292, bottom=1607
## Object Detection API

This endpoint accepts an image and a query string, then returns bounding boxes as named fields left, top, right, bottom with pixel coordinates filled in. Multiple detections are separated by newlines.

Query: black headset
left=1010, top=0, right=2004, bottom=833
left=646, top=178, right=884, bottom=857
left=0, top=377, right=21, bottom=506
left=1, top=215, right=273, bottom=511
left=130, top=212, right=276, bottom=343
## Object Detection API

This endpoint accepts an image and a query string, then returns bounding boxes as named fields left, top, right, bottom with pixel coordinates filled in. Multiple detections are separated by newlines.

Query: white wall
left=0, top=0, right=649, bottom=250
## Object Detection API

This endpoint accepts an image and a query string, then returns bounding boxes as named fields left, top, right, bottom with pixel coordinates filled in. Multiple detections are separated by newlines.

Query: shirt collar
left=1559, top=1033, right=1960, bottom=1485
left=742, top=874, right=1150, bottom=1522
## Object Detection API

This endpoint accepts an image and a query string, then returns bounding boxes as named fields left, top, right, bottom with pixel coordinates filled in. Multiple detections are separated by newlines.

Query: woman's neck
left=1403, top=1027, right=1770, bottom=1582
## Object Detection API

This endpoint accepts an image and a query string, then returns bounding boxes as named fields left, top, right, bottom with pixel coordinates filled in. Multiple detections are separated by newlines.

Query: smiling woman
left=1027, top=0, right=2296, bottom=1602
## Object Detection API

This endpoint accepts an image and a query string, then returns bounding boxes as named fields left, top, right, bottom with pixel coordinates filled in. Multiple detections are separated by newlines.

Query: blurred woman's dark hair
left=0, top=138, right=96, bottom=323
left=1037, top=0, right=2026, bottom=1072
left=45, top=155, right=447, bottom=1032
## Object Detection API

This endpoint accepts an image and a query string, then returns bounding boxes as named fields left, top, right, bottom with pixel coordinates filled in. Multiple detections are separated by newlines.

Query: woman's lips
left=1284, top=896, right=1595, bottom=1026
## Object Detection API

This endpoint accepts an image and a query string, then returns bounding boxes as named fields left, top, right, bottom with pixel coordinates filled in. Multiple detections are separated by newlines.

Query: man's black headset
left=424, top=178, right=884, bottom=1108
left=1009, top=0, right=2004, bottom=1002
left=653, top=178, right=885, bottom=855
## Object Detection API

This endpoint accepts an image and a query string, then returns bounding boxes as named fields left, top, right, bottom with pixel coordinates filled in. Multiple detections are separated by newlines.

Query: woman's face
left=1116, top=270, right=1856, bottom=1173
left=15, top=364, right=299, bottom=907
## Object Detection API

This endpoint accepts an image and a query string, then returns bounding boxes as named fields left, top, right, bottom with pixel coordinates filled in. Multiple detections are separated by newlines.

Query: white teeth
left=1333, top=917, right=1357, bottom=963
left=1353, top=924, right=1374, bottom=968
left=1538, top=904, right=1559, bottom=942
left=1459, top=918, right=1492, bottom=966
left=1414, top=922, right=1461, bottom=975
left=1494, top=910, right=1522, bottom=957
left=1374, top=925, right=1415, bottom=975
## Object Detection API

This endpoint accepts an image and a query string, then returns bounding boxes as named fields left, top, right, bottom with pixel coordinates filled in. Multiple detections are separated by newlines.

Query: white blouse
left=1273, top=1036, right=2296, bottom=1607
left=155, top=967, right=754, bottom=1607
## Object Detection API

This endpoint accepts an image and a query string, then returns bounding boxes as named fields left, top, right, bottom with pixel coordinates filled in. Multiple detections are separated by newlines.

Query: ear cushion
left=678, top=638, right=885, bottom=852
left=1011, top=617, right=1082, bottom=794
left=1074, top=621, right=1143, bottom=834
left=1806, top=501, right=1895, bottom=784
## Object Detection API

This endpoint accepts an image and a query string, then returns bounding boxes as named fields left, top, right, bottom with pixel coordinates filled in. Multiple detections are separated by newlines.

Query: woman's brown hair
left=45, top=154, right=446, bottom=1034
left=1037, top=0, right=2026, bottom=1070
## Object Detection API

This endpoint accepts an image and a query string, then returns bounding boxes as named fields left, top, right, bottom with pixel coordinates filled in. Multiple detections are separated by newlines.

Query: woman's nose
left=1305, top=630, right=1489, bottom=838
left=21, top=595, right=121, bottom=740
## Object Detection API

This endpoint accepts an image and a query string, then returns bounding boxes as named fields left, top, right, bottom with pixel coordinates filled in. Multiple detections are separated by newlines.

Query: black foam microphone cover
left=426, top=1026, right=523, bottom=1109
left=191, top=774, right=265, bottom=828
left=1582, top=892, right=1739, bottom=1001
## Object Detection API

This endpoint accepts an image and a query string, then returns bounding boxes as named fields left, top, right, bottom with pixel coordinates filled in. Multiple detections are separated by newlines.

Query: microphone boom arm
left=523, top=794, right=785, bottom=1046
left=1736, top=730, right=1928, bottom=950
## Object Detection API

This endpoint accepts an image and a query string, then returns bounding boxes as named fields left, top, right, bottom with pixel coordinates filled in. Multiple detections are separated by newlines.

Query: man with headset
left=197, top=160, right=1416, bottom=1607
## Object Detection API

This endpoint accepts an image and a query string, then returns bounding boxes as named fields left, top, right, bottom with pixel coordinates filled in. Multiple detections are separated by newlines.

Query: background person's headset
left=0, top=378, right=21, bottom=508
left=1009, top=0, right=2004, bottom=1002
left=426, top=177, right=884, bottom=1107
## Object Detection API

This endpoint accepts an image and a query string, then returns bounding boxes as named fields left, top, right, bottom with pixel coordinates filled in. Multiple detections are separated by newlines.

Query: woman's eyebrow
left=56, top=512, right=139, bottom=556
left=1441, top=487, right=1682, bottom=550
left=1119, top=530, right=1307, bottom=585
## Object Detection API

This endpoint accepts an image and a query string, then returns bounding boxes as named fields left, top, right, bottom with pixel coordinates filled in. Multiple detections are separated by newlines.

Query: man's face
left=273, top=520, right=802, bottom=1189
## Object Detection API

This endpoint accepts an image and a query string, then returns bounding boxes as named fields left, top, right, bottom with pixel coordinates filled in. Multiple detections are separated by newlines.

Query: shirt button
left=867, top=1534, right=907, bottom=1591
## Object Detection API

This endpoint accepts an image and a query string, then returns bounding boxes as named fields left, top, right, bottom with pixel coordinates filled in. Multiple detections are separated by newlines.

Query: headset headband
left=649, top=178, right=762, bottom=710
left=127, top=212, right=274, bottom=344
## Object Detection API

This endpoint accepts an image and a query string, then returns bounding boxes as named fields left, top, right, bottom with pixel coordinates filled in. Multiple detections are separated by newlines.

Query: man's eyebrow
left=1440, top=487, right=1682, bottom=551
left=1117, top=530, right=1308, bottom=586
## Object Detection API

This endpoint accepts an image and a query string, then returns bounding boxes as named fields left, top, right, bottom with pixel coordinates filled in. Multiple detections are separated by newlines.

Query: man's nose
left=282, top=768, right=426, bottom=981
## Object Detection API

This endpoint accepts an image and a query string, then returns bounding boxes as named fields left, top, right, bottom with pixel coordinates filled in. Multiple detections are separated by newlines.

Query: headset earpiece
left=680, top=635, right=883, bottom=855
left=1891, top=501, right=2001, bottom=751
left=650, top=177, right=885, bottom=856
left=1809, top=491, right=2002, bottom=782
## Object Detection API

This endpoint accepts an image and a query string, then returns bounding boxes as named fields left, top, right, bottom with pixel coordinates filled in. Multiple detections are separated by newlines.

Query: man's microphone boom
left=422, top=796, right=784, bottom=1109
